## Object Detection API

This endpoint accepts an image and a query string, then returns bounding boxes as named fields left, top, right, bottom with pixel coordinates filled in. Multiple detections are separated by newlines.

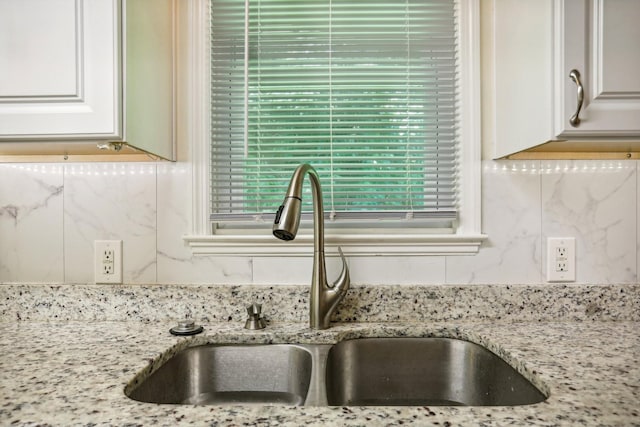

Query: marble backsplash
left=0, top=160, right=638, bottom=285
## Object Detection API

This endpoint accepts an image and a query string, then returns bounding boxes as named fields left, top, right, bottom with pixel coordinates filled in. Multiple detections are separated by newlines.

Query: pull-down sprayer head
left=272, top=163, right=314, bottom=241
left=273, top=196, right=301, bottom=241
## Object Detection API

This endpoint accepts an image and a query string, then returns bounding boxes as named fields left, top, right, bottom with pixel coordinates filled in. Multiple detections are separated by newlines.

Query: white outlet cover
left=94, top=240, right=123, bottom=284
left=546, top=237, right=576, bottom=282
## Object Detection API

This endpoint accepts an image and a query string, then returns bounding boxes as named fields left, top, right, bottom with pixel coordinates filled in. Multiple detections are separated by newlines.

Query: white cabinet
left=0, top=0, right=175, bottom=161
left=493, top=0, right=640, bottom=159
left=560, top=0, right=640, bottom=137
left=0, top=0, right=118, bottom=137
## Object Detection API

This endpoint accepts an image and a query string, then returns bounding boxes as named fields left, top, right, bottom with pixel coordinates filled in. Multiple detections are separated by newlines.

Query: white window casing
left=183, top=0, right=485, bottom=256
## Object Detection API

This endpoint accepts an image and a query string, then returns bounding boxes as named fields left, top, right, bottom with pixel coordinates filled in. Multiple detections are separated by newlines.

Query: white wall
left=1, top=2, right=637, bottom=285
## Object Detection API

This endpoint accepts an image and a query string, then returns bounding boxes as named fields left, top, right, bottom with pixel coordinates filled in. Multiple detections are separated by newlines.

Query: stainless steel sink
left=325, top=338, right=546, bottom=406
left=126, top=337, right=546, bottom=407
left=127, top=344, right=313, bottom=405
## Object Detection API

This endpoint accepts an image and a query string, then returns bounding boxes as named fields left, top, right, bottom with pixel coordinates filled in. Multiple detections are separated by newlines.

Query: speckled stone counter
left=0, top=284, right=639, bottom=426
left=2, top=283, right=638, bottom=322
left=1, top=321, right=639, bottom=426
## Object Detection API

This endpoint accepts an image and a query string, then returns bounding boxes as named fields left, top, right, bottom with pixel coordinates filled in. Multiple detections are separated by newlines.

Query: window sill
left=183, top=233, right=487, bottom=256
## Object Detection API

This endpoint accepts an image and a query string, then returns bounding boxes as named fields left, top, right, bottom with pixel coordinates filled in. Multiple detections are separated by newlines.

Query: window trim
left=182, top=0, right=486, bottom=256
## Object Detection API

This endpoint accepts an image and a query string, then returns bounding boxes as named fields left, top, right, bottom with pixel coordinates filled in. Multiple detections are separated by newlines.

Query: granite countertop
left=1, top=319, right=639, bottom=426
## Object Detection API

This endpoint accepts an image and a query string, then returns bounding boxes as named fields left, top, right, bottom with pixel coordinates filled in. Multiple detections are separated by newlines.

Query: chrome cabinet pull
left=569, top=69, right=584, bottom=127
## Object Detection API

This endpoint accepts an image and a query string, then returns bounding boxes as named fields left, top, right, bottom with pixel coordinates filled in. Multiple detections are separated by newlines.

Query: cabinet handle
left=569, top=69, right=584, bottom=127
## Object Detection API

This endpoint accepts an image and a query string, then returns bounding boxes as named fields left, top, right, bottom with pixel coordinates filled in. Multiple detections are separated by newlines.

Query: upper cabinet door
left=0, top=0, right=120, bottom=139
left=558, top=0, right=640, bottom=137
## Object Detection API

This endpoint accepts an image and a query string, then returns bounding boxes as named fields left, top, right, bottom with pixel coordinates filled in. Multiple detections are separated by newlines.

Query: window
left=184, top=0, right=483, bottom=255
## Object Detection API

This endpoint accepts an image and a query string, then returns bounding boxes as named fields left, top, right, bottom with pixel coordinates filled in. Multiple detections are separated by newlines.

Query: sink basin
left=127, top=344, right=313, bottom=405
left=126, top=337, right=546, bottom=407
left=325, top=338, right=546, bottom=406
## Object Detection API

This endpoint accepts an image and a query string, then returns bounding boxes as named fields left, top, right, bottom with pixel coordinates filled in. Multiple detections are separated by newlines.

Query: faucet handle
left=333, top=246, right=350, bottom=288
left=244, top=303, right=266, bottom=330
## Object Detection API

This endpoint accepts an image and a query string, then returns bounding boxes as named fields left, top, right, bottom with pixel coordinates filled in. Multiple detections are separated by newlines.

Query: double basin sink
left=126, top=337, right=546, bottom=407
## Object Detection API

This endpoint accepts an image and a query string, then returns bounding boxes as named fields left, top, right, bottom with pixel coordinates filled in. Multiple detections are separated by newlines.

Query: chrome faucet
left=273, top=163, right=350, bottom=330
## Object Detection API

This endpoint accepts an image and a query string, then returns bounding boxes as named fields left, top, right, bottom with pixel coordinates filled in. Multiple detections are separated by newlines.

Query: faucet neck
left=287, top=164, right=324, bottom=254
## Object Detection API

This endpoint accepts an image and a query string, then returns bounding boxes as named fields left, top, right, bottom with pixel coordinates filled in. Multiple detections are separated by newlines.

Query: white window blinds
left=210, top=0, right=459, bottom=223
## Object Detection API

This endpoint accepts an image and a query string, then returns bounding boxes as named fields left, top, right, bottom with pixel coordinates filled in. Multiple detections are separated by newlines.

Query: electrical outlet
left=547, top=237, right=575, bottom=282
left=102, top=248, right=114, bottom=275
left=95, top=240, right=122, bottom=284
